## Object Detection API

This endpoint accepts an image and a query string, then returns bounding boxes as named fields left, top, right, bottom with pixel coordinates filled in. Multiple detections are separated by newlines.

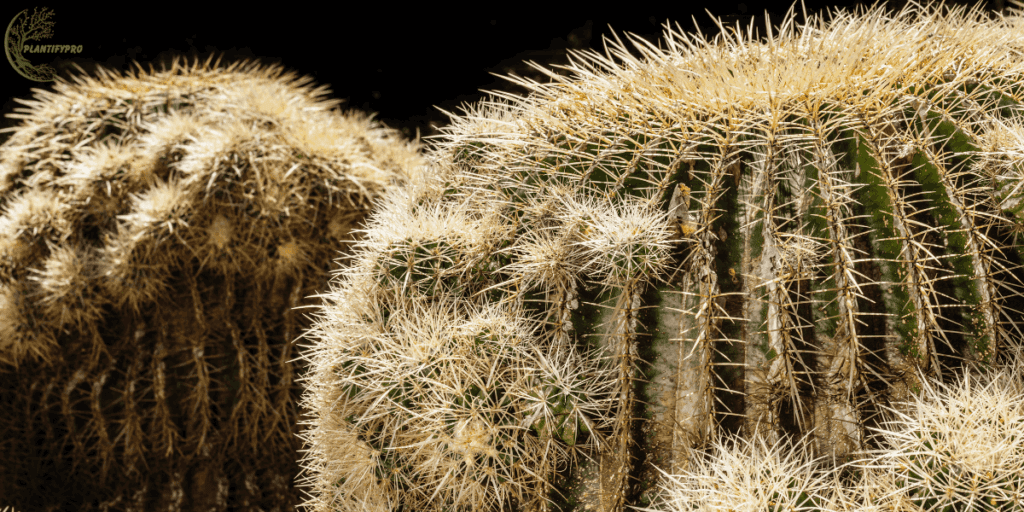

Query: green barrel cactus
left=299, top=1, right=1024, bottom=511
left=0, top=55, right=424, bottom=511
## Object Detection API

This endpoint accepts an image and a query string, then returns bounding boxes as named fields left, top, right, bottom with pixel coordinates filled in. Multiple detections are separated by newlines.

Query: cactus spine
left=300, top=1, right=1024, bottom=511
left=0, top=55, right=423, bottom=511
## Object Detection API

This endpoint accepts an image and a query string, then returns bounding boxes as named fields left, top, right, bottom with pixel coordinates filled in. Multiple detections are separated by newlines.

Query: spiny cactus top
left=0, top=54, right=423, bottom=367
left=0, top=55, right=425, bottom=511
left=300, top=2, right=1024, bottom=511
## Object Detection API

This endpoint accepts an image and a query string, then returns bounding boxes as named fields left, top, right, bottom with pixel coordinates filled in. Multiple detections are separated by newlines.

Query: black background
left=0, top=1, right=1011, bottom=148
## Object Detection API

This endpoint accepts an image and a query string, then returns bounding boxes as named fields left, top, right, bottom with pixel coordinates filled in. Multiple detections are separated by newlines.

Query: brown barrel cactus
left=0, top=55, right=424, bottom=511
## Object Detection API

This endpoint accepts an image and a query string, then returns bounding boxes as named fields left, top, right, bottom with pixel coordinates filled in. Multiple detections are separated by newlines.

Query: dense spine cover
left=300, top=2, right=1024, bottom=511
left=0, top=56, right=424, bottom=511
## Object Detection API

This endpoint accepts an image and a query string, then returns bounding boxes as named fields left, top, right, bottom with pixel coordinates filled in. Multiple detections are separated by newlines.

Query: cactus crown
left=0, top=54, right=424, bottom=367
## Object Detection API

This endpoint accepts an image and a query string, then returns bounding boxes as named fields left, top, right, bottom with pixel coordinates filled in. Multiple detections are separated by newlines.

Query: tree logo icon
left=4, top=7, right=83, bottom=82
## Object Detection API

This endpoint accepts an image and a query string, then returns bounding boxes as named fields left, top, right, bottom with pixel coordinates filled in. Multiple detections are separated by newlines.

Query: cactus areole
left=0, top=55, right=424, bottom=510
left=299, top=2, right=1024, bottom=511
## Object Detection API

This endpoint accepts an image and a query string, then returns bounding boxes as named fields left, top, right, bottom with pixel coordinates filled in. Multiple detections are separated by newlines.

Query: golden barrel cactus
left=0, top=55, right=424, bottom=511
left=298, top=2, right=1024, bottom=511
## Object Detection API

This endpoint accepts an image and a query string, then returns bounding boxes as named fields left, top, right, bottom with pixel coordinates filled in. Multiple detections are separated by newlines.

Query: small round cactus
left=0, top=55, right=424, bottom=511
left=636, top=429, right=838, bottom=512
left=853, top=365, right=1024, bottom=512
left=298, top=180, right=621, bottom=511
